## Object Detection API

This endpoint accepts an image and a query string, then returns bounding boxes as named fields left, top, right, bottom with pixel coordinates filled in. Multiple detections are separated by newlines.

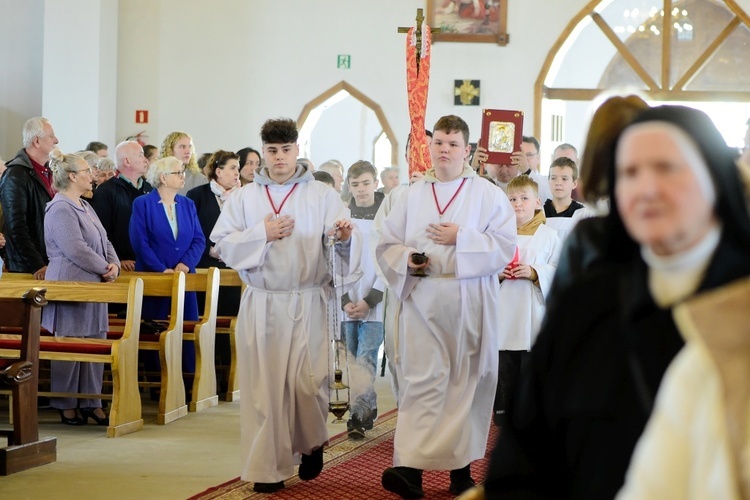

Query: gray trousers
left=50, top=360, right=104, bottom=409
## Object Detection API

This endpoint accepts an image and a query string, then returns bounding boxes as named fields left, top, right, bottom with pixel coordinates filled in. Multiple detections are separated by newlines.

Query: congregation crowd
left=0, top=96, right=749, bottom=499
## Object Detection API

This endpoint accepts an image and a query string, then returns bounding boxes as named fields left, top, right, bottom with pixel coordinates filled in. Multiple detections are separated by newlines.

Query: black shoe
left=364, top=408, right=377, bottom=430
left=81, top=408, right=109, bottom=426
left=347, top=425, right=366, bottom=440
left=382, top=466, right=424, bottom=499
left=449, top=464, right=476, bottom=495
left=347, top=416, right=367, bottom=440
left=58, top=409, right=86, bottom=426
left=298, top=446, right=324, bottom=481
left=252, top=481, right=285, bottom=493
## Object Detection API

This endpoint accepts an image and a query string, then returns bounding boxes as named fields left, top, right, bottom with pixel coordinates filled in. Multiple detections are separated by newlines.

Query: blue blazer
left=129, top=189, right=206, bottom=320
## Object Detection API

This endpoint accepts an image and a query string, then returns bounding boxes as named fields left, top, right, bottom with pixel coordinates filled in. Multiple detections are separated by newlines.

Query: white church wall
left=5, top=0, right=750, bottom=166
left=114, top=0, right=600, bottom=169
left=0, top=0, right=44, bottom=160
left=42, top=0, right=119, bottom=153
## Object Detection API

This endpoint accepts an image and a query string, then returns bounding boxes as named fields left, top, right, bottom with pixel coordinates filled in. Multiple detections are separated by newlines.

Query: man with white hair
left=318, top=160, right=344, bottom=192
left=552, top=143, right=579, bottom=164
left=90, top=140, right=151, bottom=272
left=0, top=117, right=58, bottom=278
left=378, top=167, right=400, bottom=195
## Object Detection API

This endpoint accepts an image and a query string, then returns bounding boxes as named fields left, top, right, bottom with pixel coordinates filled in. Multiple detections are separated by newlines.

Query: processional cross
left=398, top=9, right=440, bottom=176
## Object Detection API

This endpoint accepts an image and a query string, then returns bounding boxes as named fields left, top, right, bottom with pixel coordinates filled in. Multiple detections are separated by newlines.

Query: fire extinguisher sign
left=135, top=110, right=149, bottom=124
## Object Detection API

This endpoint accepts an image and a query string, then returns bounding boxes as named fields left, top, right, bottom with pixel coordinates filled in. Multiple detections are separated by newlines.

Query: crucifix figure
left=398, top=9, right=441, bottom=176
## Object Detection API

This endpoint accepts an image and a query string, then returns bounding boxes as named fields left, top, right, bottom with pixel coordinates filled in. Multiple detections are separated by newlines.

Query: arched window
left=536, top=0, right=750, bottom=166
left=297, top=81, right=399, bottom=169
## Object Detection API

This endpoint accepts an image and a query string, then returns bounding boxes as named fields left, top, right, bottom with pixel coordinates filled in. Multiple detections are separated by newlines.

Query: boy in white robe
left=210, top=118, right=362, bottom=494
left=371, top=135, right=431, bottom=408
left=377, top=115, right=516, bottom=498
left=543, top=157, right=584, bottom=243
left=495, top=175, right=561, bottom=424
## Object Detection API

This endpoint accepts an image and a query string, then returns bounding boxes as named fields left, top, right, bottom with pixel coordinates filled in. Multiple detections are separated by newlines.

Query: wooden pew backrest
left=114, top=272, right=187, bottom=424
left=0, top=279, right=144, bottom=438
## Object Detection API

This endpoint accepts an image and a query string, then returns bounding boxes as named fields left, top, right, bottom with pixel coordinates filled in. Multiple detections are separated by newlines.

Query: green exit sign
left=337, top=55, right=351, bottom=69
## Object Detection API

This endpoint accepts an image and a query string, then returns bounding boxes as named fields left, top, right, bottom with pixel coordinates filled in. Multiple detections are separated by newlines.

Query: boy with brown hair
left=342, top=160, right=386, bottom=439
left=544, top=156, right=584, bottom=218
left=495, top=175, right=561, bottom=425
left=544, top=157, right=585, bottom=241
left=211, top=118, right=362, bottom=493
left=377, top=115, right=516, bottom=498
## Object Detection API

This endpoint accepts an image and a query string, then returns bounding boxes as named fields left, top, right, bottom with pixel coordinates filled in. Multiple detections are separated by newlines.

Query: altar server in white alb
left=210, top=118, right=362, bottom=494
left=377, top=115, right=516, bottom=499
left=494, top=174, right=561, bottom=425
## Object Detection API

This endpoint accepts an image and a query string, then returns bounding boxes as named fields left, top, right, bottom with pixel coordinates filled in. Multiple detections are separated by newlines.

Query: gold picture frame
left=427, top=0, right=509, bottom=45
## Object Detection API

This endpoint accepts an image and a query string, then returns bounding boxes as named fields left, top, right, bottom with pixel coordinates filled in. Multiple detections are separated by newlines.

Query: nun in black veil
left=477, top=105, right=750, bottom=500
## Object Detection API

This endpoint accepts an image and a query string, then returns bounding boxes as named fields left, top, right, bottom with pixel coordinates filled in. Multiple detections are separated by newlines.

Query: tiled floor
left=0, top=366, right=397, bottom=500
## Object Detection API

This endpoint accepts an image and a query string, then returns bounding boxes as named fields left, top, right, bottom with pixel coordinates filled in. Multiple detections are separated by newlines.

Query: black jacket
left=185, top=183, right=241, bottom=317
left=0, top=149, right=51, bottom=272
left=90, top=176, right=152, bottom=262
left=185, top=183, right=223, bottom=269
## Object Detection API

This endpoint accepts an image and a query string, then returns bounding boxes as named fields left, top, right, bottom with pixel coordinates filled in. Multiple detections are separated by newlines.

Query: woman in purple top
left=43, top=149, right=120, bottom=426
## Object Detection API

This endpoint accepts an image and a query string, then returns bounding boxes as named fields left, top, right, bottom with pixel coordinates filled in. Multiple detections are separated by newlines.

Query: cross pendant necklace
left=266, top=184, right=298, bottom=218
left=432, top=178, right=467, bottom=221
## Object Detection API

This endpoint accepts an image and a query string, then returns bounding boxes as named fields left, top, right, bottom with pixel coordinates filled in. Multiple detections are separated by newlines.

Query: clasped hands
left=501, top=262, right=534, bottom=280
left=344, top=300, right=370, bottom=320
left=163, top=263, right=189, bottom=274
left=101, top=263, right=119, bottom=282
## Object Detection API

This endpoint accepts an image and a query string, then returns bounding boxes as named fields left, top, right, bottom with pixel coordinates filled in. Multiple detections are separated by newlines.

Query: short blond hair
left=507, top=174, right=539, bottom=196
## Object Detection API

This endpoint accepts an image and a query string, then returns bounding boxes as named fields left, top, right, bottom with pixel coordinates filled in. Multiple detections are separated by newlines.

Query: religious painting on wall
left=455, top=80, right=480, bottom=106
left=427, top=0, right=509, bottom=45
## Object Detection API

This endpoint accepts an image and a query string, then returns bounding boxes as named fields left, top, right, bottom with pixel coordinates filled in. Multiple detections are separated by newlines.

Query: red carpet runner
left=190, top=409, right=498, bottom=499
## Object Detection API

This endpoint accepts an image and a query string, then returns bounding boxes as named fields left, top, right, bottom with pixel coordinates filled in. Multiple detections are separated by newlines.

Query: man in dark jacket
left=90, top=140, right=151, bottom=271
left=0, top=117, right=59, bottom=278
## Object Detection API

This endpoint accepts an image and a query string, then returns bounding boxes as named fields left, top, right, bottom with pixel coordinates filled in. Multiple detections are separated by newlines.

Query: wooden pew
left=0, top=279, right=145, bottom=438
left=197, top=267, right=245, bottom=401
left=3, top=270, right=220, bottom=413
left=0, top=273, right=35, bottom=281
left=0, top=288, right=56, bottom=475
left=113, top=272, right=187, bottom=425
left=182, top=268, right=220, bottom=412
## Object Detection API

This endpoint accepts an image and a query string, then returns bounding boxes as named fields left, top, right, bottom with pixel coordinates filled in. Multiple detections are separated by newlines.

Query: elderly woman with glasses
left=43, top=148, right=120, bottom=426
left=129, top=156, right=205, bottom=322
